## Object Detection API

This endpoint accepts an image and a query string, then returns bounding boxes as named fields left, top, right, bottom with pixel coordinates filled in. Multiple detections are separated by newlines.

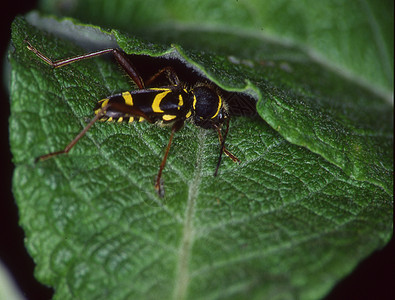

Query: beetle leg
left=25, top=40, right=145, bottom=89
left=213, top=119, right=240, bottom=176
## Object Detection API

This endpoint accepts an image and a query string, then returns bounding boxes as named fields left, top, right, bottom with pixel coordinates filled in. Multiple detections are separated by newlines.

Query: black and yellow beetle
left=25, top=40, right=243, bottom=197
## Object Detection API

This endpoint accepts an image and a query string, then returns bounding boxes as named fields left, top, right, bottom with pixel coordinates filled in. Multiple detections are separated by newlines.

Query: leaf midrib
left=173, top=128, right=207, bottom=300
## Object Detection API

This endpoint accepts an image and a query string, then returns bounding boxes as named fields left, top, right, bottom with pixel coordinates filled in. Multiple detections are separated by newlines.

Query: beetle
left=25, top=40, right=241, bottom=197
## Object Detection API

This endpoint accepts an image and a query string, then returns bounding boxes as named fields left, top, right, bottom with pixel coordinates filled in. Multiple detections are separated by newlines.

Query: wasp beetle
left=25, top=40, right=255, bottom=197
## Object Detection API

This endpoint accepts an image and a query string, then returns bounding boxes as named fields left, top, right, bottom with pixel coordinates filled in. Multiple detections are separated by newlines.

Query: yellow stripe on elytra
left=211, top=95, right=222, bottom=119
left=178, top=94, right=183, bottom=110
left=122, top=92, right=133, bottom=106
left=192, top=94, right=197, bottom=110
left=152, top=90, right=171, bottom=113
left=162, top=114, right=177, bottom=121
left=95, top=98, right=109, bottom=115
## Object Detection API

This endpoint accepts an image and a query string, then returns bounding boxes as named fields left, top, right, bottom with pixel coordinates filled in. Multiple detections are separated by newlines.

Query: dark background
left=1, top=2, right=393, bottom=299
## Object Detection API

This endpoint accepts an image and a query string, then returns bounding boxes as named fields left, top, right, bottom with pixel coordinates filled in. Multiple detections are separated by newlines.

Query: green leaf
left=9, top=13, right=392, bottom=300
left=40, top=0, right=393, bottom=99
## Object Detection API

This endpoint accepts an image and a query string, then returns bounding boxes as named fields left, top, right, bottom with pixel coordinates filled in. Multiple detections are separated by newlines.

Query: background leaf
left=39, top=0, right=393, bottom=98
left=9, top=5, right=393, bottom=300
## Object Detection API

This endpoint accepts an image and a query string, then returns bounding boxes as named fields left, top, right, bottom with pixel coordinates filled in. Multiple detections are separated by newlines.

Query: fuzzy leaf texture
left=9, top=6, right=393, bottom=300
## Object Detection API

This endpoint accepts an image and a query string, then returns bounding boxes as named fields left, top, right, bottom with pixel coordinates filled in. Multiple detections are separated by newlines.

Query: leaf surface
left=9, top=12, right=392, bottom=300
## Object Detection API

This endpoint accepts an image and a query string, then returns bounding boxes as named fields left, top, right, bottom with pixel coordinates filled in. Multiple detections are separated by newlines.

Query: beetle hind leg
left=213, top=119, right=240, bottom=176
